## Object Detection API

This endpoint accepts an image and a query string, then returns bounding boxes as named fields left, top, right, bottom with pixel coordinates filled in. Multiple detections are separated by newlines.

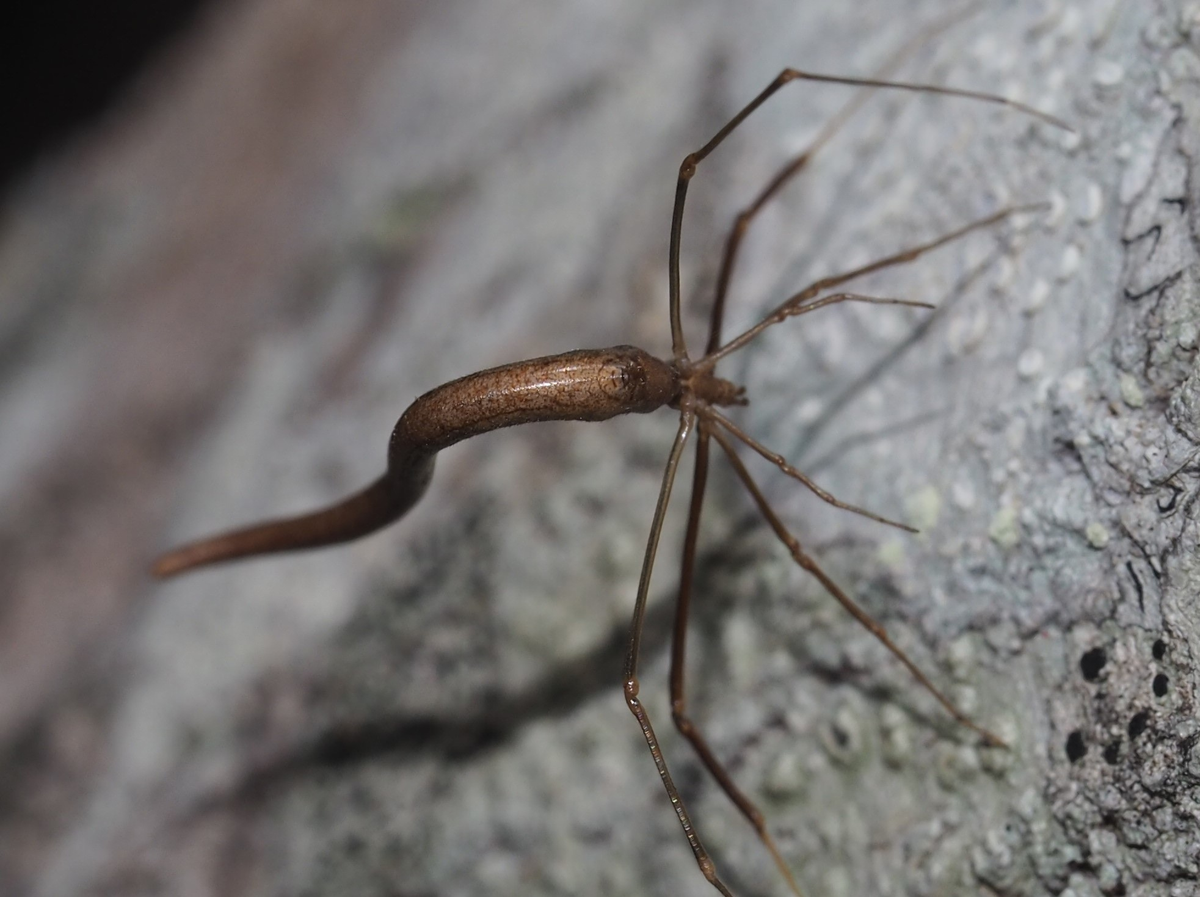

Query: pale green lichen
left=989, top=506, right=1021, bottom=549
left=1119, top=372, right=1145, bottom=408
left=1085, top=522, right=1110, bottom=549
left=877, top=538, right=907, bottom=570
left=905, top=484, right=941, bottom=531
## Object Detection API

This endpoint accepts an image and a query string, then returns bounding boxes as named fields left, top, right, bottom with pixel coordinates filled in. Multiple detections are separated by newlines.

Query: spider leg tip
left=971, top=724, right=1009, bottom=749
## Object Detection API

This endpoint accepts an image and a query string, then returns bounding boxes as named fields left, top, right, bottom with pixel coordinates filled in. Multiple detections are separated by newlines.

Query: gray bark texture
left=1, top=1, right=1197, bottom=895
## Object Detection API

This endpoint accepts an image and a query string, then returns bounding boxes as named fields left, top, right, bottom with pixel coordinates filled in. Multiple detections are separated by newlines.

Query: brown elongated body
left=153, top=346, right=683, bottom=577
left=390, top=345, right=681, bottom=454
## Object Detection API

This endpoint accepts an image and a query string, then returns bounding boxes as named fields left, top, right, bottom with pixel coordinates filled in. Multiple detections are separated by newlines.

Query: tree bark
left=2, top=1, right=1196, bottom=895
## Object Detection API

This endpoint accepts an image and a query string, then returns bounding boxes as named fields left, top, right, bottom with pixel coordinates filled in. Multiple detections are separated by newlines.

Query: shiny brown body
left=152, top=23, right=1064, bottom=895
left=153, top=346, right=700, bottom=577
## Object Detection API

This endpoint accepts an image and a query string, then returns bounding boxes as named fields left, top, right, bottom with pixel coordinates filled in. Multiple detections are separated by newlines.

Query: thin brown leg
left=703, top=405, right=915, bottom=533
left=708, top=426, right=1004, bottom=748
left=703, top=3, right=986, bottom=358
left=667, top=71, right=1064, bottom=359
left=670, top=427, right=710, bottom=714
left=671, top=418, right=807, bottom=896
left=700, top=204, right=1044, bottom=369
left=623, top=411, right=736, bottom=896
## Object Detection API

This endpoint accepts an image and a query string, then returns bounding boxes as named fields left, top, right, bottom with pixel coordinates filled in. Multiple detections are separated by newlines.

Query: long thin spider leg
left=708, top=426, right=1005, bottom=748
left=667, top=65, right=1067, bottom=359
left=700, top=203, right=1042, bottom=369
left=703, top=3, right=983, bottom=356
left=703, top=406, right=916, bottom=533
left=623, top=411, right=736, bottom=896
left=793, top=292, right=933, bottom=312
left=670, top=421, right=807, bottom=897
left=777, top=291, right=934, bottom=320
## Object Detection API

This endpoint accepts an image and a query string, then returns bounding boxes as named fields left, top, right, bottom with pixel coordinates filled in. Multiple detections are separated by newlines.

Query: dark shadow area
left=194, top=530, right=758, bottom=813
left=0, top=0, right=217, bottom=196
left=222, top=566, right=681, bottom=802
left=206, top=511, right=959, bottom=817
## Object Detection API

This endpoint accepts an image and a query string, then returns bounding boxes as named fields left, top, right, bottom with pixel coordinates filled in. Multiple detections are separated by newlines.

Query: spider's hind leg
left=669, top=419, right=808, bottom=897
left=708, top=423, right=1005, bottom=748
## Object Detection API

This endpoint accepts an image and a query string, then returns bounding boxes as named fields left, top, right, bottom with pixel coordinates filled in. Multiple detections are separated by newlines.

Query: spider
left=153, top=13, right=1067, bottom=894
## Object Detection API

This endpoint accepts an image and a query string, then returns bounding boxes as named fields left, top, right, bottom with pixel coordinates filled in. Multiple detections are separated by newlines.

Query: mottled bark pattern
left=0, top=1, right=1195, bottom=896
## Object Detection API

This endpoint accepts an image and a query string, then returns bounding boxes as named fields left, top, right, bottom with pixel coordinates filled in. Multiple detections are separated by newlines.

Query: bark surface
left=1, top=1, right=1196, bottom=896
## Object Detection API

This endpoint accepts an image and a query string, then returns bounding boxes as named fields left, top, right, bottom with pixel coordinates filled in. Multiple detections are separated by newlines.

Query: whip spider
left=153, top=12, right=1067, bottom=895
